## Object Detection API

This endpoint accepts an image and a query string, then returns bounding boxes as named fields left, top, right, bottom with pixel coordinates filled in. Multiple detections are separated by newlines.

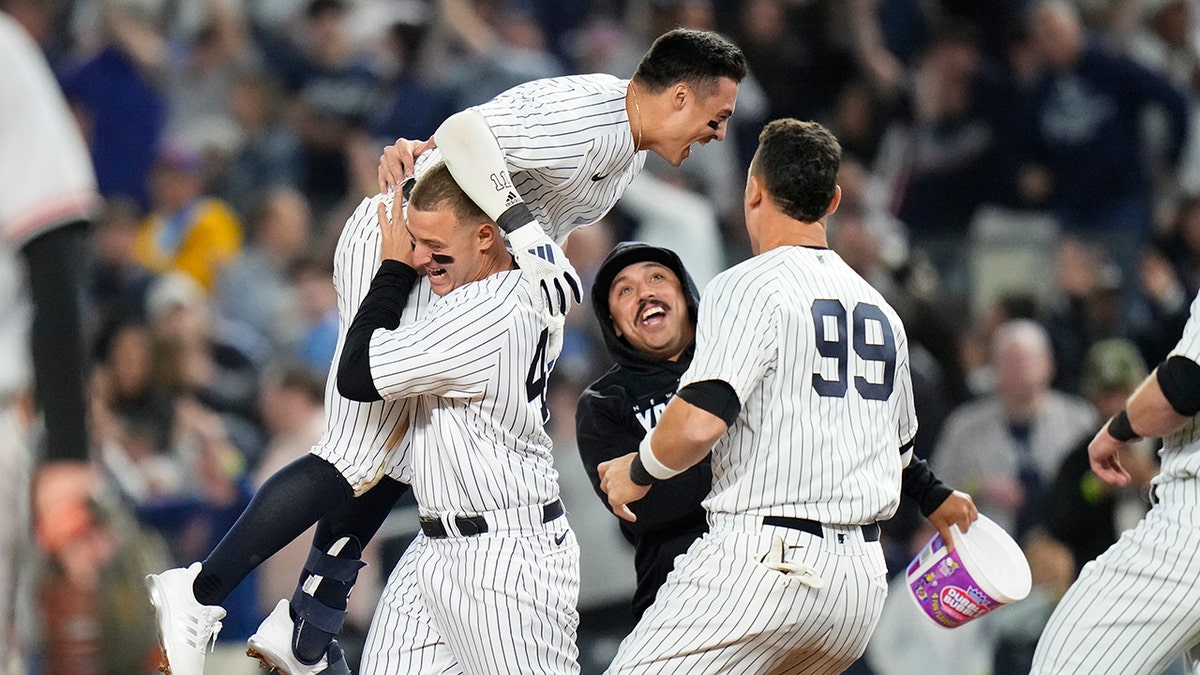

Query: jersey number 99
left=810, top=299, right=896, bottom=401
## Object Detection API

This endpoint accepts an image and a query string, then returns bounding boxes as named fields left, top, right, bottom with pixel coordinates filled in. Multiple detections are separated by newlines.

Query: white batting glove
left=507, top=223, right=582, bottom=319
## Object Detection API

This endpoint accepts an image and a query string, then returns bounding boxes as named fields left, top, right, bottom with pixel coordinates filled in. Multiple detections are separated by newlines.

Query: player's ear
left=745, top=174, right=763, bottom=210
left=672, top=83, right=688, bottom=111
left=477, top=221, right=497, bottom=250
left=826, top=186, right=842, bottom=217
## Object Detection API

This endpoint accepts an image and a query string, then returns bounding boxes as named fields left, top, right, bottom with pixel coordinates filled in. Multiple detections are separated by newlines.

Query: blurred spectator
left=875, top=21, right=994, bottom=286
left=262, top=0, right=383, bottom=219
left=287, top=255, right=339, bottom=378
left=1020, top=1, right=1189, bottom=279
left=133, top=142, right=244, bottom=292
left=214, top=186, right=311, bottom=352
left=89, top=196, right=154, bottom=330
left=145, top=273, right=267, bottom=454
left=430, top=0, right=566, bottom=111
left=58, top=0, right=168, bottom=211
left=1126, top=0, right=1200, bottom=197
left=1138, top=194, right=1200, bottom=361
left=933, top=319, right=1097, bottom=538
left=1045, top=338, right=1157, bottom=569
left=365, top=4, right=446, bottom=147
left=1043, top=236, right=1126, bottom=394
left=217, top=69, right=303, bottom=219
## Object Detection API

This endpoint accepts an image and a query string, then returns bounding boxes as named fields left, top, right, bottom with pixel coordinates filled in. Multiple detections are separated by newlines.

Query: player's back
left=424, top=74, right=646, bottom=243
left=694, top=246, right=910, bottom=525
left=310, top=195, right=433, bottom=491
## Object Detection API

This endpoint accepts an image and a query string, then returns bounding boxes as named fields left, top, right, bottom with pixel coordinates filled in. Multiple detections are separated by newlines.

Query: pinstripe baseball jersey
left=310, top=193, right=435, bottom=493
left=366, top=268, right=558, bottom=515
left=1159, top=289, right=1200, bottom=479
left=422, top=74, right=646, bottom=245
left=681, top=246, right=911, bottom=525
left=1029, top=289, right=1200, bottom=675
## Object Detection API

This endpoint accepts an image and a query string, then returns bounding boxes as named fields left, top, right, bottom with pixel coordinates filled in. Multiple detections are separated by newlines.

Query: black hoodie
left=575, top=242, right=711, bottom=619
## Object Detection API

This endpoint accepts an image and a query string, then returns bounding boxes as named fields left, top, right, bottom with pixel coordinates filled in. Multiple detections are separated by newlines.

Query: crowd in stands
left=12, top=0, right=1200, bottom=672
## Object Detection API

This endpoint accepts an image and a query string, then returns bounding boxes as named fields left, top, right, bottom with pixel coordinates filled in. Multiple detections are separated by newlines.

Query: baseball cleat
left=145, top=563, right=226, bottom=675
left=246, top=599, right=349, bottom=675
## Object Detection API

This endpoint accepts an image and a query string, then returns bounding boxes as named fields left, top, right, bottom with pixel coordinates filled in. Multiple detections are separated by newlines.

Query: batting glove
left=507, top=223, right=582, bottom=318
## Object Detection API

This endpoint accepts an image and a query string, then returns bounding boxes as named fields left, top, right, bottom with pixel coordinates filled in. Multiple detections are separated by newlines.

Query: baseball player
left=0, top=13, right=97, bottom=674
left=339, top=160, right=578, bottom=674
left=600, top=119, right=977, bottom=674
left=580, top=242, right=977, bottom=623
left=145, top=27, right=747, bottom=675
left=1031, top=289, right=1200, bottom=674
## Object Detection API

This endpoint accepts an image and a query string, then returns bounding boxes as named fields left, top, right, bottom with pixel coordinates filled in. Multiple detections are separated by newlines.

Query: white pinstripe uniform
left=1032, top=290, right=1200, bottom=675
left=312, top=73, right=645, bottom=491
left=309, top=75, right=646, bottom=674
left=607, top=247, right=911, bottom=675
left=0, top=15, right=98, bottom=672
left=359, top=267, right=579, bottom=675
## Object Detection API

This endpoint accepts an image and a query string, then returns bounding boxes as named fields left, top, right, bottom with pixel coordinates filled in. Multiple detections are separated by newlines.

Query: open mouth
left=428, top=267, right=447, bottom=280
left=639, top=302, right=668, bottom=328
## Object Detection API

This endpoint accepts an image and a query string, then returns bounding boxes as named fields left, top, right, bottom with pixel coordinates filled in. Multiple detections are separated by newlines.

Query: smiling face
left=607, top=261, right=694, bottom=360
left=658, top=77, right=739, bottom=166
left=405, top=204, right=497, bottom=296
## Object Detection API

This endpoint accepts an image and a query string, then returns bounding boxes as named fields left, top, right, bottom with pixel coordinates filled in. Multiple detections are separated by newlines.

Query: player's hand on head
left=1088, top=426, right=1133, bottom=487
left=598, top=452, right=650, bottom=523
left=927, top=490, right=978, bottom=551
left=378, top=137, right=437, bottom=192
left=376, top=195, right=414, bottom=267
left=508, top=223, right=582, bottom=318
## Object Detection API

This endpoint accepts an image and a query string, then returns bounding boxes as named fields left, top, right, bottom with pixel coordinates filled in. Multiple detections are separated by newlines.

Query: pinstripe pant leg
left=606, top=528, right=888, bottom=675
left=421, top=526, right=581, bottom=675
left=1032, top=504, right=1200, bottom=675
left=361, top=536, right=463, bottom=675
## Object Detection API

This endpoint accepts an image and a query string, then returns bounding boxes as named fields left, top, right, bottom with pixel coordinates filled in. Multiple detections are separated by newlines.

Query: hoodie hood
left=591, top=242, right=701, bottom=374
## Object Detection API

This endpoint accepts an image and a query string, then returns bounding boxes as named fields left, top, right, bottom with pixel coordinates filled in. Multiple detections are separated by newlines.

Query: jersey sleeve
left=1169, top=290, right=1200, bottom=363
left=367, top=285, right=524, bottom=400
left=894, top=324, right=919, bottom=451
left=680, top=270, right=776, bottom=402
left=0, top=16, right=98, bottom=246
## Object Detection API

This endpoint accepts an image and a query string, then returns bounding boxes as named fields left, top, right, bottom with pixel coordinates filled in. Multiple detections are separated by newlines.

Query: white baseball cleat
left=145, top=563, right=226, bottom=675
left=246, top=599, right=338, bottom=675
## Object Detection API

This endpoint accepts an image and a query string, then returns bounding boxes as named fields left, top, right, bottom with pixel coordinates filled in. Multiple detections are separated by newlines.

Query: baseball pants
left=605, top=514, right=889, bottom=675
left=1032, top=480, right=1200, bottom=675
left=361, top=503, right=580, bottom=675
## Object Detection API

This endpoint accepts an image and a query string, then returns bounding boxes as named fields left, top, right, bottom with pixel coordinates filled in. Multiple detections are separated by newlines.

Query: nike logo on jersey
left=554, top=531, right=568, bottom=546
left=591, top=172, right=609, bottom=182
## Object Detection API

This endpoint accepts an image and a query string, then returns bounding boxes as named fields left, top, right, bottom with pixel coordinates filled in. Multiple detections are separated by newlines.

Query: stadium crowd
left=7, top=0, right=1200, bottom=672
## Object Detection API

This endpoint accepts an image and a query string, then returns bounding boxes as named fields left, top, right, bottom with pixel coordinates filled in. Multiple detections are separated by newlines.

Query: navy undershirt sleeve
left=337, top=260, right=419, bottom=402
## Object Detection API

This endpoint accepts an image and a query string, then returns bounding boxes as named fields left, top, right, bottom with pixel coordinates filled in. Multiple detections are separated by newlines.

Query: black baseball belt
left=762, top=515, right=880, bottom=542
left=419, top=499, right=565, bottom=539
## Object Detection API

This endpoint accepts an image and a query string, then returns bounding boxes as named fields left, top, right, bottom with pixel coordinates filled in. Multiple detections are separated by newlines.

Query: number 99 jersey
left=680, top=246, right=912, bottom=525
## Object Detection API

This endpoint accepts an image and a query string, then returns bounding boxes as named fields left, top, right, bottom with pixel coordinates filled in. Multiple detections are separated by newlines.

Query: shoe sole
left=145, top=576, right=175, bottom=675
left=246, top=645, right=284, bottom=673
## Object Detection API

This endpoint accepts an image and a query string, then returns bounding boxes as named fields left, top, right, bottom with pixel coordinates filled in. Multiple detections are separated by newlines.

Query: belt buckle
left=455, top=516, right=487, bottom=536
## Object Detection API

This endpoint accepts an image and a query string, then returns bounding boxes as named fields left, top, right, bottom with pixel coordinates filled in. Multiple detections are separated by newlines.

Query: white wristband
left=506, top=222, right=546, bottom=251
left=639, top=431, right=684, bottom=481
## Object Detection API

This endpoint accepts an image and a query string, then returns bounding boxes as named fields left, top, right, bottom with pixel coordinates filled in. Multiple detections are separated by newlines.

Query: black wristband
left=496, top=202, right=534, bottom=234
left=630, top=453, right=658, bottom=487
left=1107, top=409, right=1141, bottom=442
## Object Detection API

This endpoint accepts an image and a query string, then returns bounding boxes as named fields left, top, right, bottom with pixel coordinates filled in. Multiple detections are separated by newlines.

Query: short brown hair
left=408, top=161, right=489, bottom=226
left=751, top=119, right=841, bottom=223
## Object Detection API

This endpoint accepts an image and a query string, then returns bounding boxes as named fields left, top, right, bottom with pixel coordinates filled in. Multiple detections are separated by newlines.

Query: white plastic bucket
left=904, top=514, right=1032, bottom=628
